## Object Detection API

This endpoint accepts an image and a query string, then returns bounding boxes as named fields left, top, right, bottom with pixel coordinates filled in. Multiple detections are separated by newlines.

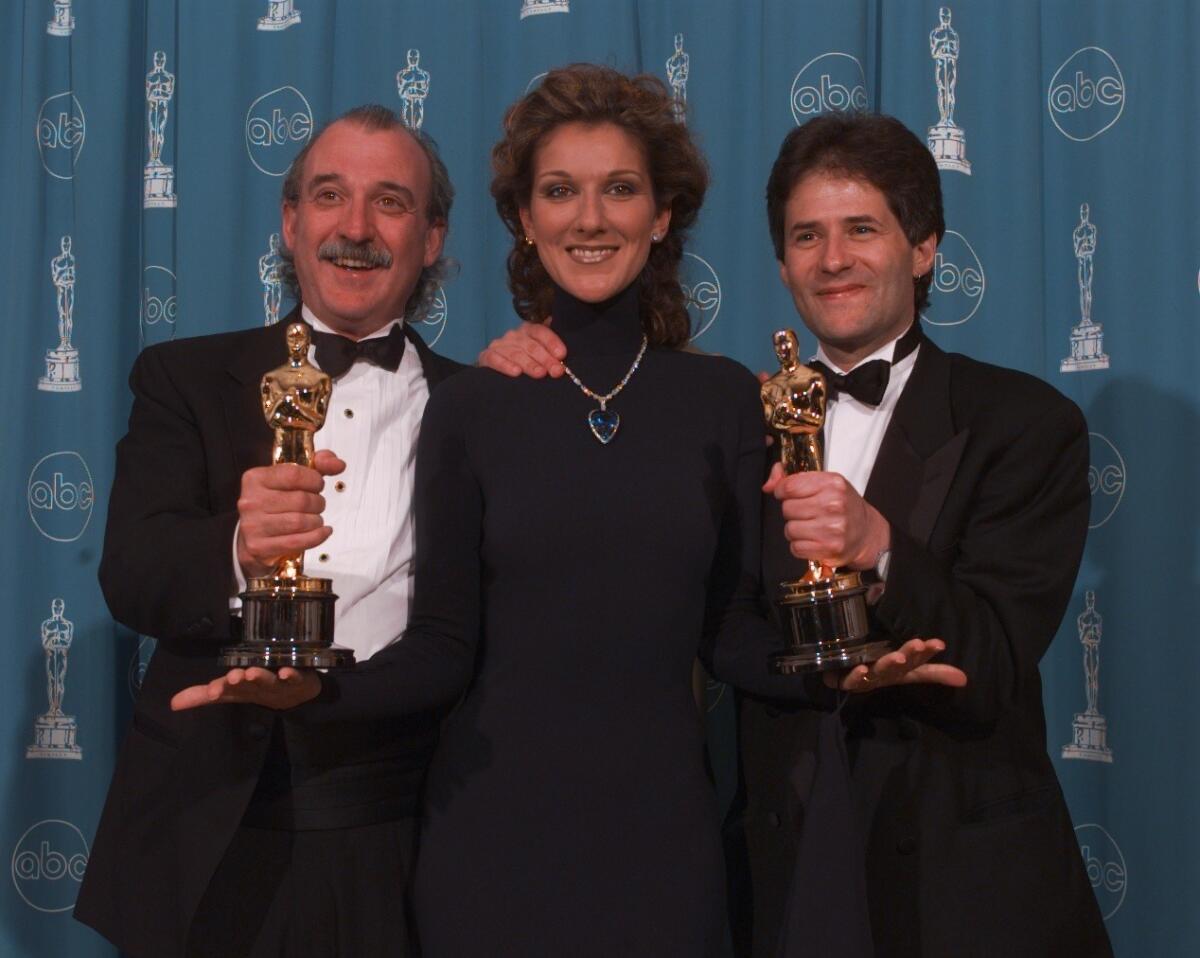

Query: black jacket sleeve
left=875, top=395, right=1090, bottom=729
left=98, top=345, right=240, bottom=649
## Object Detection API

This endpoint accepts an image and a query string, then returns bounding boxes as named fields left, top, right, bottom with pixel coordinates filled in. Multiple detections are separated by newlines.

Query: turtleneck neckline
left=549, top=282, right=645, bottom=358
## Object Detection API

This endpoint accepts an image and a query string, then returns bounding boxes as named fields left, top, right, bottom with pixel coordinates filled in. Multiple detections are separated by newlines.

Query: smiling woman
left=492, top=63, right=707, bottom=347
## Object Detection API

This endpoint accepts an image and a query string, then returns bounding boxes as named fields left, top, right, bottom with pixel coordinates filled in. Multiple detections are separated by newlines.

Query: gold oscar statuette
left=220, top=323, right=355, bottom=669
left=761, top=329, right=892, bottom=673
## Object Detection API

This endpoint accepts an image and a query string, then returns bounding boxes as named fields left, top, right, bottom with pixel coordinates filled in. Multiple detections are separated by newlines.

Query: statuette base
left=1060, top=322, right=1108, bottom=372
left=27, top=713, right=82, bottom=759
left=928, top=123, right=971, bottom=174
left=225, top=575, right=354, bottom=669
left=258, top=11, right=301, bottom=30
left=772, top=571, right=887, bottom=674
left=39, top=347, right=81, bottom=392
left=1062, top=711, right=1113, bottom=763
left=144, top=163, right=178, bottom=209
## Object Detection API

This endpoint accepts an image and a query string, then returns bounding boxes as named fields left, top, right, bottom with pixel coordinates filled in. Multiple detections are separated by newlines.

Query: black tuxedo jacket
left=730, top=338, right=1112, bottom=958
left=74, top=311, right=462, bottom=958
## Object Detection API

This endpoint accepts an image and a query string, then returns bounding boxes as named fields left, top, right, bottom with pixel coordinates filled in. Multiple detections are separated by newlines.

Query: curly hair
left=491, top=64, right=708, bottom=348
left=765, top=112, right=945, bottom=314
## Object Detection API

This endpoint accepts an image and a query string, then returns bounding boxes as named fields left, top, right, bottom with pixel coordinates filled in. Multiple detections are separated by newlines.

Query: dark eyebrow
left=534, top=168, right=648, bottom=181
left=307, top=173, right=344, bottom=191
left=791, top=214, right=883, bottom=234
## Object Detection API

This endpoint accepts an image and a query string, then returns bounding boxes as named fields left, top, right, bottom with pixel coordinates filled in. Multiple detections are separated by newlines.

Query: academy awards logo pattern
left=666, top=34, right=689, bottom=124
left=10, top=7, right=1190, bottom=951
left=681, top=252, right=722, bottom=341
left=1075, top=824, right=1128, bottom=919
left=39, top=236, right=81, bottom=392
left=1048, top=47, right=1126, bottom=142
left=1061, top=203, right=1108, bottom=372
left=397, top=50, right=431, bottom=131
left=927, top=7, right=971, bottom=174
left=10, top=820, right=89, bottom=913
left=46, top=0, right=74, bottom=36
left=245, top=86, right=314, bottom=176
left=921, top=229, right=985, bottom=326
left=144, top=52, right=178, bottom=209
left=258, top=0, right=301, bottom=31
left=419, top=286, right=449, bottom=347
left=1062, top=591, right=1113, bottom=763
left=140, top=265, right=179, bottom=347
left=27, top=599, right=82, bottom=761
left=27, top=451, right=94, bottom=543
left=520, top=0, right=569, bottom=18
left=36, top=91, right=85, bottom=180
left=1087, top=432, right=1126, bottom=529
left=790, top=53, right=868, bottom=123
left=259, top=234, right=284, bottom=326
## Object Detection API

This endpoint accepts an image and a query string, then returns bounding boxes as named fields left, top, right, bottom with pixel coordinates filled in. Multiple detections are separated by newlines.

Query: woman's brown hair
left=491, top=64, right=709, bottom=348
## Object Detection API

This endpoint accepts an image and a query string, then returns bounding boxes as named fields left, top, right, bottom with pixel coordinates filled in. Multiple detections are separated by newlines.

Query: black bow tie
left=809, top=323, right=923, bottom=407
left=311, top=324, right=406, bottom=378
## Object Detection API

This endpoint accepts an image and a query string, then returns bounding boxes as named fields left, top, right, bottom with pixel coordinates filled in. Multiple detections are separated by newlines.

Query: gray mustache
left=317, top=241, right=393, bottom=268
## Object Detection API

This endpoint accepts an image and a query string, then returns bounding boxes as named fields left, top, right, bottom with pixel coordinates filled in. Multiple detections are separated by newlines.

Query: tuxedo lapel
left=222, top=311, right=298, bottom=476
left=864, top=338, right=968, bottom=546
left=403, top=322, right=463, bottom=388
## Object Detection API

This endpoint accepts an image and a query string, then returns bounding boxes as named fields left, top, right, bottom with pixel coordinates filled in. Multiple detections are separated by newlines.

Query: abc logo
left=418, top=286, right=449, bottom=347
left=1048, top=47, right=1125, bottom=142
left=1074, top=823, right=1127, bottom=919
left=245, top=86, right=314, bottom=176
left=922, top=230, right=985, bottom=327
left=1087, top=432, right=1125, bottom=529
left=681, top=252, right=722, bottom=341
left=36, top=92, right=86, bottom=180
left=140, top=265, right=178, bottom=348
left=27, top=451, right=95, bottom=543
left=10, top=819, right=89, bottom=913
left=790, top=53, right=868, bottom=124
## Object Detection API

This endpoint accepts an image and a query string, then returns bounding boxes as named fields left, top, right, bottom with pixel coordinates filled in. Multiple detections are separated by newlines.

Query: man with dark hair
left=75, top=105, right=460, bottom=957
left=735, top=112, right=1112, bottom=957
left=482, top=112, right=1111, bottom=957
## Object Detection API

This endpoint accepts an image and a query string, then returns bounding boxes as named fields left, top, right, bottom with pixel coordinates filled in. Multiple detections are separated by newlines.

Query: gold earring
left=524, top=235, right=535, bottom=247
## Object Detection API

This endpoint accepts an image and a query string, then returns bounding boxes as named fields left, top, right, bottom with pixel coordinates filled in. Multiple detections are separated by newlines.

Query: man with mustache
left=75, top=104, right=460, bottom=958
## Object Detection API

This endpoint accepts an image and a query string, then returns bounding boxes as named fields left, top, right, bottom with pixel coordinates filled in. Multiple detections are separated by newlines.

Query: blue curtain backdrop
left=2, top=1, right=1195, bottom=953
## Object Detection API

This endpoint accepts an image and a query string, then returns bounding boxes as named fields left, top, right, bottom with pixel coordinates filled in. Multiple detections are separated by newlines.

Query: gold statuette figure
left=221, top=323, right=354, bottom=669
left=761, top=329, right=891, bottom=673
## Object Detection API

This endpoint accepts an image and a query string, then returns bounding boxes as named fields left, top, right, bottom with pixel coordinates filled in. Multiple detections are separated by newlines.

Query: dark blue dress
left=316, top=283, right=794, bottom=956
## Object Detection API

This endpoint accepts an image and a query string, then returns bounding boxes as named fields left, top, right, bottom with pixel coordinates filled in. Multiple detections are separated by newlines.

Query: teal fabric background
left=2, top=1, right=1193, bottom=953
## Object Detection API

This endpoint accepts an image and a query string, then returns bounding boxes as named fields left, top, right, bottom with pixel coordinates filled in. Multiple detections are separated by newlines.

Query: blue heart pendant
left=587, top=408, right=620, bottom=444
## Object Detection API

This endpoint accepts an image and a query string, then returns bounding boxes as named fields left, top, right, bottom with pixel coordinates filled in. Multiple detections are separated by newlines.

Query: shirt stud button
left=344, top=408, right=354, bottom=419
left=318, top=553, right=329, bottom=563
left=334, top=481, right=346, bottom=492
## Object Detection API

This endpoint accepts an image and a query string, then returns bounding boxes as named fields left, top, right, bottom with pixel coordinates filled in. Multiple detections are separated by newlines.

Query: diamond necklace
left=561, top=336, right=648, bottom=444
